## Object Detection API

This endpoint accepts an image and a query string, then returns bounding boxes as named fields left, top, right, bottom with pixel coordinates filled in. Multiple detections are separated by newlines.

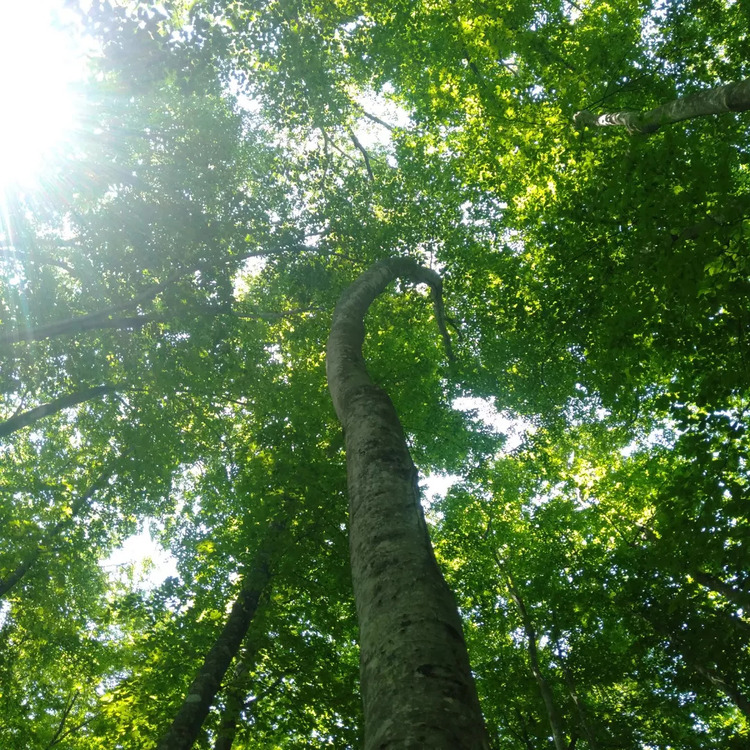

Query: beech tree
left=1, top=0, right=749, bottom=747
left=327, top=257, right=488, bottom=748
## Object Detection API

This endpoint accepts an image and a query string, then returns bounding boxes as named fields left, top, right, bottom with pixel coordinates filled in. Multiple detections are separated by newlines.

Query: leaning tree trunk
left=326, top=257, right=489, bottom=749
left=155, top=519, right=282, bottom=750
left=574, top=79, right=750, bottom=134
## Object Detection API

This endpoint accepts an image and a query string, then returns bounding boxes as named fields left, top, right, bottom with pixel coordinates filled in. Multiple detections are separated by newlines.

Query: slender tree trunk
left=0, top=385, right=118, bottom=438
left=574, top=79, right=750, bottom=134
left=212, top=653, right=252, bottom=750
left=503, top=570, right=567, bottom=750
left=155, top=523, right=279, bottom=750
left=555, top=645, right=600, bottom=750
left=212, top=635, right=270, bottom=750
left=640, top=608, right=750, bottom=720
left=326, top=257, right=488, bottom=749
left=0, top=469, right=109, bottom=599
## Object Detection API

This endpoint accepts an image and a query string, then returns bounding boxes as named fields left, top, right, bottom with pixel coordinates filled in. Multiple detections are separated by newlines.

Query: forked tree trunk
left=326, top=257, right=489, bottom=749
left=574, top=79, right=750, bottom=134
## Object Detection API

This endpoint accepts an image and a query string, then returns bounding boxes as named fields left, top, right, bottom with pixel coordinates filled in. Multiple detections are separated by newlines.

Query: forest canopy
left=0, top=0, right=748, bottom=747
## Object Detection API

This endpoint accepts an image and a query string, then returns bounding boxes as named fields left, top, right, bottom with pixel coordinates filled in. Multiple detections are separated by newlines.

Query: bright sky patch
left=0, top=2, right=83, bottom=189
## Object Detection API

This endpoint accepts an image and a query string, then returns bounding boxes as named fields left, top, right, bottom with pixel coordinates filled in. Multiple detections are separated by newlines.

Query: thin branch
left=360, top=109, right=396, bottom=131
left=348, top=127, right=374, bottom=181
left=44, top=691, right=79, bottom=749
left=0, top=385, right=119, bottom=438
left=0, top=245, right=76, bottom=274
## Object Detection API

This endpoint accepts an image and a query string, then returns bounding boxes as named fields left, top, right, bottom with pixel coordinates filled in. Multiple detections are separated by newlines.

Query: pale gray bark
left=574, top=79, right=750, bottom=134
left=326, top=257, right=488, bottom=749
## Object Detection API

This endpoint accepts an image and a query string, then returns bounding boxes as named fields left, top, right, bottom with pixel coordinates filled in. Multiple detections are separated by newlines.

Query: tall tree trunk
left=211, top=635, right=268, bottom=750
left=574, top=79, right=750, bottom=134
left=554, top=642, right=600, bottom=750
left=155, top=522, right=280, bottom=750
left=212, top=653, right=252, bottom=750
left=0, top=385, right=118, bottom=438
left=326, top=257, right=488, bottom=750
left=503, top=569, right=567, bottom=750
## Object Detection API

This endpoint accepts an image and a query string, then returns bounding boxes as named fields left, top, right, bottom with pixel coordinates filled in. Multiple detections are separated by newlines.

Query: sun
left=0, top=1, right=84, bottom=190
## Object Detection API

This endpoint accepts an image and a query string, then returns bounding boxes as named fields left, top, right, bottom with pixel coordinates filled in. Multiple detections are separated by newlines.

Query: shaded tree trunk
left=326, top=257, right=488, bottom=750
left=640, top=607, right=750, bottom=721
left=0, top=385, right=118, bottom=438
left=212, top=653, right=253, bottom=750
left=503, top=569, right=567, bottom=750
left=555, top=643, right=600, bottom=750
left=155, top=522, right=280, bottom=750
left=574, top=79, right=750, bottom=134
left=690, top=661, right=750, bottom=720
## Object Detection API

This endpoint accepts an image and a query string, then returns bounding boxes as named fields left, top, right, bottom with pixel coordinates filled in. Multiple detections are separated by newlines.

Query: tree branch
left=574, top=79, right=750, bottom=134
left=0, top=385, right=119, bottom=438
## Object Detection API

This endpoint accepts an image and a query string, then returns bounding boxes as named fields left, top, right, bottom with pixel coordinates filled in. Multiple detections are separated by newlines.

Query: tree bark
left=640, top=607, right=750, bottom=721
left=211, top=635, right=269, bottom=750
left=326, top=257, right=488, bottom=750
left=0, top=313, right=157, bottom=348
left=574, top=79, right=750, bottom=134
left=691, top=662, right=750, bottom=720
left=0, top=385, right=118, bottom=438
left=555, top=644, right=600, bottom=750
left=155, top=524, right=279, bottom=750
left=212, top=655, right=252, bottom=750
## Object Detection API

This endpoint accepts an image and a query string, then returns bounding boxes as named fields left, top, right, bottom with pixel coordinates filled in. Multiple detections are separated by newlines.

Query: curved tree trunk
left=574, top=79, right=750, bottom=134
left=326, top=257, right=488, bottom=749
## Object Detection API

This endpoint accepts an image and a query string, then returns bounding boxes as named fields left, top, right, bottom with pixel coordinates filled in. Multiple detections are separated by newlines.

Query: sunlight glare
left=0, top=2, right=83, bottom=188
